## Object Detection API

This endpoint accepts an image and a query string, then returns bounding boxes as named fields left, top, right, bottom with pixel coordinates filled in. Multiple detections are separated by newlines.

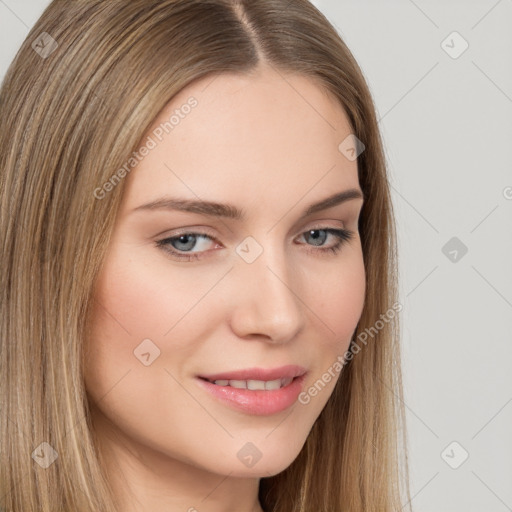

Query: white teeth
left=247, top=380, right=266, bottom=390
left=264, top=379, right=282, bottom=390
left=228, top=380, right=247, bottom=389
left=211, top=378, right=294, bottom=389
left=281, top=377, right=294, bottom=387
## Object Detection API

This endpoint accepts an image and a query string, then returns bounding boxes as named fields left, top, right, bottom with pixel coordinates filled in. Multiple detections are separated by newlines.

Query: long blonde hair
left=0, top=1, right=411, bottom=510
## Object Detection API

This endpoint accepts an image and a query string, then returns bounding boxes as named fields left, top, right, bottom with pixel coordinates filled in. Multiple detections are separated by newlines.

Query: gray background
left=1, top=1, right=511, bottom=511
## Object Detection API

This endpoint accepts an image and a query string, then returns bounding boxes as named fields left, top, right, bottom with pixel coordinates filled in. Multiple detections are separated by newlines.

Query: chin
left=221, top=439, right=306, bottom=478
left=225, top=458, right=298, bottom=479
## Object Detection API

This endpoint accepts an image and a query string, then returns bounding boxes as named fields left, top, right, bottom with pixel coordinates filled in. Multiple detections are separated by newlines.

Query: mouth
left=198, top=376, right=296, bottom=390
left=195, top=365, right=308, bottom=415
left=197, top=364, right=307, bottom=384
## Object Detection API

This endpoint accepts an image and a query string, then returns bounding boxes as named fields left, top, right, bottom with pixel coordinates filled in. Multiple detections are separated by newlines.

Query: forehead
left=119, top=64, right=359, bottom=217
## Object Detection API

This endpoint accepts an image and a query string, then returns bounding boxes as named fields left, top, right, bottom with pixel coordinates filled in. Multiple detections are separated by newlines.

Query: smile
left=204, top=377, right=294, bottom=390
left=196, top=367, right=308, bottom=416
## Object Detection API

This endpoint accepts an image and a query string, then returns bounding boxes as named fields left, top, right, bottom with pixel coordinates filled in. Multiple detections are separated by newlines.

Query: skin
left=84, top=62, right=366, bottom=512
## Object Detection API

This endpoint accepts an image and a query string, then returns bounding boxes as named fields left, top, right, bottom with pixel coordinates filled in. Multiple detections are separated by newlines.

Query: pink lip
left=196, top=365, right=308, bottom=416
left=196, top=374, right=307, bottom=415
left=198, top=365, right=307, bottom=382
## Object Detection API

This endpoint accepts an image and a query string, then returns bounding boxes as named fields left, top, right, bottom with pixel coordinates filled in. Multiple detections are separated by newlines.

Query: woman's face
left=85, top=63, right=366, bottom=482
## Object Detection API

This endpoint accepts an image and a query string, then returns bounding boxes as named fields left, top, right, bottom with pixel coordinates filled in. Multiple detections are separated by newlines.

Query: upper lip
left=199, top=365, right=307, bottom=382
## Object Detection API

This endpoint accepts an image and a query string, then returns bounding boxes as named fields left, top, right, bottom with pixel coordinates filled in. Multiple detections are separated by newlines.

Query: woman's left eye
left=156, top=227, right=354, bottom=262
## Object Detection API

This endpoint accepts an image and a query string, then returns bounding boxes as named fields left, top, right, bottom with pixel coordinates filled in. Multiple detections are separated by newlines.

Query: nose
left=228, top=242, right=306, bottom=344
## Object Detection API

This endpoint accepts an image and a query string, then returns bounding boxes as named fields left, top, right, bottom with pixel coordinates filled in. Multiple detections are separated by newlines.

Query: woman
left=0, top=1, right=411, bottom=511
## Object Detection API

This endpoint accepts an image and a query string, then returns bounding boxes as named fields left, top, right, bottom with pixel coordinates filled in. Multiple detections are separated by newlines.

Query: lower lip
left=196, top=375, right=307, bottom=415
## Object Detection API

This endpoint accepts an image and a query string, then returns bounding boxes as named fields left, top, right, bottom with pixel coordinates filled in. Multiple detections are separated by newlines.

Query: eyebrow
left=131, top=188, right=364, bottom=221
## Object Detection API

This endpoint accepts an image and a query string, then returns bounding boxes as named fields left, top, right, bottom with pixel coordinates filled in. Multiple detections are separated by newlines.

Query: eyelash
left=155, top=226, right=354, bottom=262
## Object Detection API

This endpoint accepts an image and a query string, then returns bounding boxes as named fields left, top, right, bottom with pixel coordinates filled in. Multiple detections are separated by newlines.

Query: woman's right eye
left=156, top=232, right=219, bottom=262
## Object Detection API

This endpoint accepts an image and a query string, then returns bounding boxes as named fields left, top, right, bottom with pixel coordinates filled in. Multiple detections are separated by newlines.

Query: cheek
left=314, top=249, right=366, bottom=343
left=83, top=246, right=224, bottom=396
left=83, top=250, right=174, bottom=397
left=87, top=247, right=210, bottom=346
left=293, top=252, right=365, bottom=413
left=83, top=249, right=213, bottom=455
